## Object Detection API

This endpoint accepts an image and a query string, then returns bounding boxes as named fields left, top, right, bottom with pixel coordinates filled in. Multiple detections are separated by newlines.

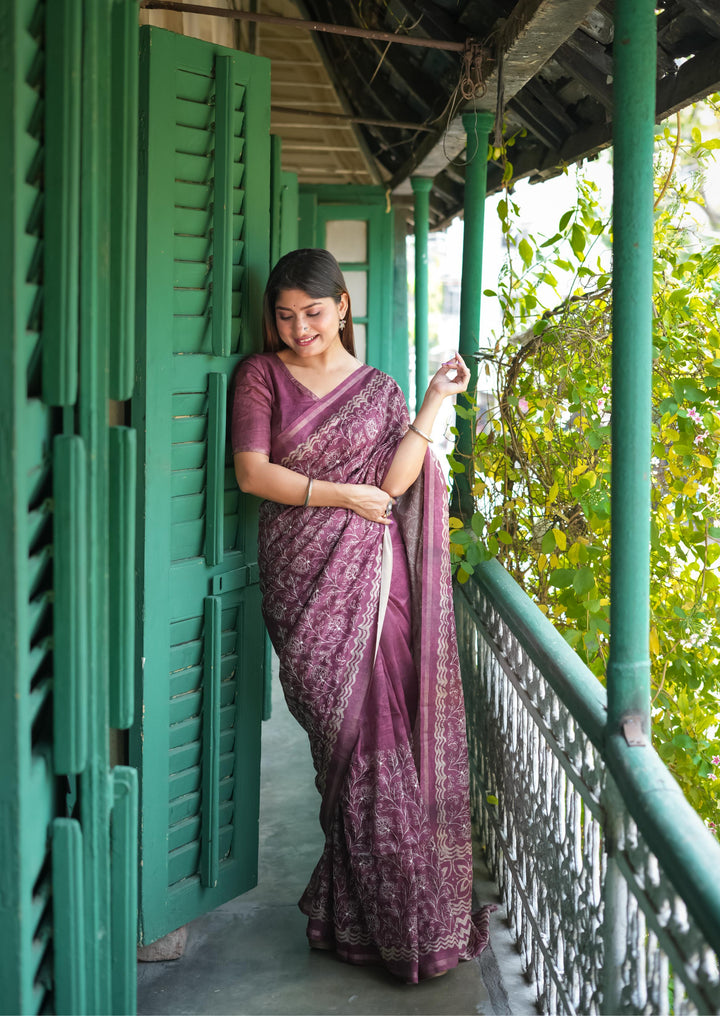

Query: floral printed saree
left=232, top=353, right=492, bottom=982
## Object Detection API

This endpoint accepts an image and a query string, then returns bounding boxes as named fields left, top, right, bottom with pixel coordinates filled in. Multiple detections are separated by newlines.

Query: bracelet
left=303, top=477, right=314, bottom=507
left=408, top=423, right=433, bottom=444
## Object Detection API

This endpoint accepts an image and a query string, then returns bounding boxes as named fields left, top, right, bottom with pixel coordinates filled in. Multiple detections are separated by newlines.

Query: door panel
left=132, top=26, right=270, bottom=944
left=1, top=2, right=140, bottom=1012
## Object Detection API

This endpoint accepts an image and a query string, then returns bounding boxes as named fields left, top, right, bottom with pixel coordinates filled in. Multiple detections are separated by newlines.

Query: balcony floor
left=137, top=670, right=535, bottom=1016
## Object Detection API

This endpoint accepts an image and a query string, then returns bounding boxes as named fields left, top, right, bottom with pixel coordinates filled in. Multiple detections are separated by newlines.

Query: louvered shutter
left=132, top=27, right=270, bottom=944
left=1, top=2, right=139, bottom=1013
left=0, top=12, right=61, bottom=1009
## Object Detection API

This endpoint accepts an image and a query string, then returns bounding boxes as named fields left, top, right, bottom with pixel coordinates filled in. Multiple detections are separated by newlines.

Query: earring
left=339, top=317, right=346, bottom=332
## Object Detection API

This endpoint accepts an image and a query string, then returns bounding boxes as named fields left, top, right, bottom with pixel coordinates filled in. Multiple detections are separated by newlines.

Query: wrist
left=420, top=388, right=444, bottom=413
left=327, top=481, right=352, bottom=510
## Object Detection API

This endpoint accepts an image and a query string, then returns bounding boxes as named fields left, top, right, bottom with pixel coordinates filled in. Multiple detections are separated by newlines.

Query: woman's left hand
left=426, top=353, right=471, bottom=399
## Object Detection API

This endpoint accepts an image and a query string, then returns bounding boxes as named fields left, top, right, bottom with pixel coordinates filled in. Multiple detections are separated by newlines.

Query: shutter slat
left=171, top=492, right=204, bottom=524
left=169, top=690, right=201, bottom=726
left=171, top=520, right=205, bottom=561
left=171, top=467, right=205, bottom=497
left=175, top=123, right=212, bottom=157
left=173, top=290, right=209, bottom=316
left=173, top=260, right=209, bottom=289
left=172, top=234, right=211, bottom=263
left=169, top=766, right=201, bottom=802
left=174, top=207, right=211, bottom=238
left=170, top=665, right=202, bottom=698
left=175, top=67, right=212, bottom=102
left=175, top=97, right=213, bottom=131
left=169, top=791, right=200, bottom=826
left=174, top=150, right=212, bottom=185
left=171, top=442, right=205, bottom=471
left=174, top=179, right=211, bottom=211
left=169, top=715, right=201, bottom=750
left=172, top=415, right=206, bottom=443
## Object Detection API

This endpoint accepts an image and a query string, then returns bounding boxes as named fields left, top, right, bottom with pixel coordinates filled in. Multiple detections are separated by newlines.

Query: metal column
left=601, top=10, right=656, bottom=1009
left=453, top=111, right=494, bottom=519
left=607, top=0, right=656, bottom=738
left=411, top=176, right=432, bottom=413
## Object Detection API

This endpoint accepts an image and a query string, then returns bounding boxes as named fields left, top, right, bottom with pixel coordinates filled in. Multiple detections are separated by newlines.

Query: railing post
left=600, top=780, right=630, bottom=1015
left=411, top=176, right=432, bottom=414
left=607, top=0, right=656, bottom=739
left=453, top=110, right=494, bottom=520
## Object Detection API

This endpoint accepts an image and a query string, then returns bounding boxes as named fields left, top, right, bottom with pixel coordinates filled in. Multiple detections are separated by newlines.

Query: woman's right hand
left=344, top=484, right=396, bottom=525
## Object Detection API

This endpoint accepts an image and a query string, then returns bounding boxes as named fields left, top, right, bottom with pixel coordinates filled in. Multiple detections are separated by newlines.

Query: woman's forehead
left=275, top=288, right=327, bottom=310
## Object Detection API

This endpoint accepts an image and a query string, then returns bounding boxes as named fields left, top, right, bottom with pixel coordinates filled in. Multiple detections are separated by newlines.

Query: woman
left=232, top=248, right=492, bottom=983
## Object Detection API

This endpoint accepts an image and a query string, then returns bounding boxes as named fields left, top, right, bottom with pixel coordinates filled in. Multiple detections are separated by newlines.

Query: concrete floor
left=137, top=674, right=537, bottom=1016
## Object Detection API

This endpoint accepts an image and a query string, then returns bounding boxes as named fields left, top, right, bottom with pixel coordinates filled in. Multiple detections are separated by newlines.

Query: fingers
left=439, top=352, right=470, bottom=391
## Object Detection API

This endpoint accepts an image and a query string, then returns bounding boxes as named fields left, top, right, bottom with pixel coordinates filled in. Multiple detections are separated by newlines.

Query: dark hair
left=262, top=248, right=355, bottom=355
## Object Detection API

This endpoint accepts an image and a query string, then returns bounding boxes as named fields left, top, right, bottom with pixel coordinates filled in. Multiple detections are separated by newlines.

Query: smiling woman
left=230, top=248, right=493, bottom=983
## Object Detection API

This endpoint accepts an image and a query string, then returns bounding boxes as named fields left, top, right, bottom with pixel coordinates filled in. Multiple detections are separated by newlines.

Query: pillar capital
left=461, top=110, right=495, bottom=136
left=410, top=175, right=433, bottom=194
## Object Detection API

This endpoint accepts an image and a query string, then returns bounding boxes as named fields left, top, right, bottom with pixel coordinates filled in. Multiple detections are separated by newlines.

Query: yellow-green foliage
left=450, top=105, right=720, bottom=832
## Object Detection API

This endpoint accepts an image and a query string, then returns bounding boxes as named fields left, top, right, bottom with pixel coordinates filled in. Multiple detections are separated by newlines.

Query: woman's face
left=274, top=288, right=348, bottom=359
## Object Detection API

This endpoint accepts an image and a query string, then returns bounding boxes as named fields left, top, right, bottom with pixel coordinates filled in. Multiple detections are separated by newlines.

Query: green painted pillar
left=607, top=0, right=656, bottom=738
left=411, top=177, right=433, bottom=413
left=453, top=111, right=494, bottom=519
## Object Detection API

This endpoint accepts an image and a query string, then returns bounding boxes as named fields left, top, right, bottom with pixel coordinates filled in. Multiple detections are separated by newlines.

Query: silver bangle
left=303, top=477, right=314, bottom=507
left=408, top=423, right=433, bottom=444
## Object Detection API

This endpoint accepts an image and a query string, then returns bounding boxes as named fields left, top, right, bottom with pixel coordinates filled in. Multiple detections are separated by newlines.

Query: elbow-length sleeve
left=231, top=355, right=273, bottom=456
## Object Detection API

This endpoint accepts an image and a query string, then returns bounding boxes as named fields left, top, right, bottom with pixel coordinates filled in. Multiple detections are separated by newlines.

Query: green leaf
left=541, top=529, right=556, bottom=554
left=471, top=512, right=485, bottom=537
left=549, top=568, right=575, bottom=589
left=571, top=223, right=586, bottom=255
left=673, top=733, right=697, bottom=752
left=519, top=237, right=533, bottom=267
left=558, top=210, right=573, bottom=231
left=573, top=567, right=595, bottom=596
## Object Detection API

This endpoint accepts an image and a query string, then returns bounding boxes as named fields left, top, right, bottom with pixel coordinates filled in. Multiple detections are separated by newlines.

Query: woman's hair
left=262, top=248, right=355, bottom=356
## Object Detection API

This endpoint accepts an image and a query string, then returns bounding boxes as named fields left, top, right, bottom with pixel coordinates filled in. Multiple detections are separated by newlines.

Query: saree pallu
left=241, top=356, right=491, bottom=982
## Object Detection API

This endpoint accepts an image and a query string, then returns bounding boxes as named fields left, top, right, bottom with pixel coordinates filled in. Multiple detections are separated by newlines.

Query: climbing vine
left=450, top=102, right=720, bottom=830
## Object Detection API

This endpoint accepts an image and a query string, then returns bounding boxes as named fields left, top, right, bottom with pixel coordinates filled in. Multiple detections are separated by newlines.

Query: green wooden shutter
left=132, top=27, right=270, bottom=944
left=1, top=2, right=140, bottom=1013
left=0, top=12, right=60, bottom=1009
left=270, top=136, right=299, bottom=264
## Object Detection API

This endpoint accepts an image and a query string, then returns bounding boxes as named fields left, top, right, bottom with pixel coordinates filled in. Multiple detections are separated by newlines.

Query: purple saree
left=232, top=353, right=492, bottom=983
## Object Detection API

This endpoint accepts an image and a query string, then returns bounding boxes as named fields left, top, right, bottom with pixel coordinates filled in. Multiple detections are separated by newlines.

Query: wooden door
left=132, top=27, right=270, bottom=945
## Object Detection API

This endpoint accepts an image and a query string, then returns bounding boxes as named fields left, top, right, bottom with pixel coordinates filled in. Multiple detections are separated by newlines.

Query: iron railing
left=456, top=560, right=720, bottom=1015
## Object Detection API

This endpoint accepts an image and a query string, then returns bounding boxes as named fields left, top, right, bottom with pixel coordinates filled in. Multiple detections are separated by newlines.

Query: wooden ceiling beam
left=140, top=1, right=467, bottom=50
left=393, top=0, right=468, bottom=45
left=473, top=0, right=609, bottom=113
left=391, top=0, right=602, bottom=192
left=655, top=39, right=720, bottom=119
left=290, top=0, right=383, bottom=185
left=679, top=0, right=720, bottom=41
left=506, top=93, right=566, bottom=150
left=554, top=41, right=613, bottom=111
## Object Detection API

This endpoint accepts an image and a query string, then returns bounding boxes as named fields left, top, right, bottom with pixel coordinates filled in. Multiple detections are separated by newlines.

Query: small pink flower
left=712, top=756, right=720, bottom=765
left=708, top=773, right=717, bottom=781
left=710, top=822, right=717, bottom=833
left=597, top=398, right=606, bottom=415
left=602, top=384, right=610, bottom=394
left=518, top=397, right=529, bottom=415
left=687, top=407, right=702, bottom=424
